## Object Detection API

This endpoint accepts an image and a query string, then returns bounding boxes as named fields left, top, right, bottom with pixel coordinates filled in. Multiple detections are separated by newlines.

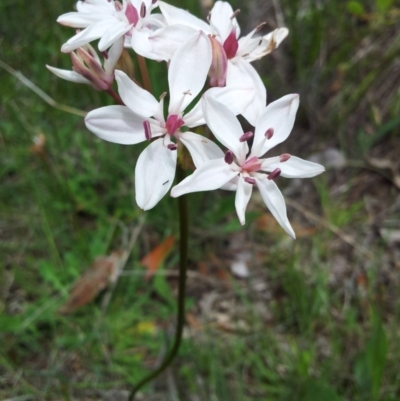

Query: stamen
left=101, top=51, right=109, bottom=60
left=255, top=22, right=266, bottom=32
left=207, top=11, right=211, bottom=22
left=140, top=2, right=146, bottom=18
left=267, top=168, right=281, bottom=180
left=280, top=153, right=291, bottom=162
left=265, top=128, right=274, bottom=139
left=224, top=150, right=234, bottom=165
left=143, top=120, right=152, bottom=140
left=244, top=177, right=256, bottom=185
left=159, top=92, right=167, bottom=101
left=239, top=131, right=254, bottom=142
left=230, top=9, right=240, bottom=19
left=167, top=143, right=177, bottom=151
left=114, top=1, right=123, bottom=11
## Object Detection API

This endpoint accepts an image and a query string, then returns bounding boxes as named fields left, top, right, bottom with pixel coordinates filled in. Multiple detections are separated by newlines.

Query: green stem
left=128, top=167, right=189, bottom=400
left=137, top=55, right=152, bottom=93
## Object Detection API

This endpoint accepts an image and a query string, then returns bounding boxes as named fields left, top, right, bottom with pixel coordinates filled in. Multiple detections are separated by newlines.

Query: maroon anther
left=140, top=2, right=146, bottom=18
left=280, top=153, right=291, bottom=162
left=143, top=120, right=152, bottom=140
left=267, top=168, right=281, bottom=180
left=265, top=128, right=274, bottom=139
left=224, top=150, right=234, bottom=165
left=167, top=143, right=177, bottom=151
left=239, top=131, right=254, bottom=142
left=244, top=177, right=256, bottom=185
left=101, top=50, right=109, bottom=60
left=223, top=29, right=239, bottom=59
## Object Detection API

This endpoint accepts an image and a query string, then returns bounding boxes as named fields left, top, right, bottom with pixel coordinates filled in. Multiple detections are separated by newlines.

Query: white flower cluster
left=49, top=0, right=325, bottom=238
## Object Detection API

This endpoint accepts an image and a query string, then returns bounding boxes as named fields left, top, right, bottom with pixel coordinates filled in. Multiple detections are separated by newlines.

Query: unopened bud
left=267, top=168, right=281, bottom=180
left=208, top=35, right=228, bottom=87
left=265, top=128, right=274, bottom=139
left=224, top=150, right=234, bottom=165
left=239, top=131, right=254, bottom=142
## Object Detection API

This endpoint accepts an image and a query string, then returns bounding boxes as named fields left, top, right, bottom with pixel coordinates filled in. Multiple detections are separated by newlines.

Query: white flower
left=84, top=31, right=212, bottom=210
left=46, top=40, right=123, bottom=90
left=58, top=0, right=164, bottom=58
left=149, top=0, right=288, bottom=124
left=171, top=94, right=325, bottom=238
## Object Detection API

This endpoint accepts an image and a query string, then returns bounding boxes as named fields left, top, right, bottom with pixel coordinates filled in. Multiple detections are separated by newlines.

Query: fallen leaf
left=59, top=252, right=121, bottom=314
left=141, top=236, right=175, bottom=278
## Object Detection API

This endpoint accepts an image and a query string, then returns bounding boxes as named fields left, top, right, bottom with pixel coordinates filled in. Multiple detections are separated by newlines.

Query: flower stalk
left=128, top=166, right=189, bottom=400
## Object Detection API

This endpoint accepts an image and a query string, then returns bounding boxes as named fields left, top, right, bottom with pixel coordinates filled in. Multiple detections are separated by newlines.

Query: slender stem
left=137, top=55, right=153, bottom=93
left=128, top=167, right=189, bottom=400
left=106, top=87, right=124, bottom=105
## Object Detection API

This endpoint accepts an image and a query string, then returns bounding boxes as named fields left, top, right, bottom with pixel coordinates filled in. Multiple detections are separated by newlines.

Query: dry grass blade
left=0, top=59, right=87, bottom=117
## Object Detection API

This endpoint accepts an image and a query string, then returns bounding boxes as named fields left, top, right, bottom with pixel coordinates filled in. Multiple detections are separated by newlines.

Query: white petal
left=252, top=94, right=299, bottom=157
left=168, top=31, right=212, bottom=114
left=171, top=159, right=238, bottom=197
left=104, top=37, right=124, bottom=74
left=235, top=176, right=253, bottom=225
left=202, top=95, right=248, bottom=164
left=135, top=138, right=177, bottom=210
left=245, top=28, right=289, bottom=62
left=255, top=177, right=295, bottom=239
left=221, top=176, right=239, bottom=191
left=130, top=28, right=160, bottom=60
left=114, top=70, right=159, bottom=117
left=149, top=24, right=196, bottom=61
left=98, top=21, right=132, bottom=51
left=183, top=99, right=205, bottom=127
left=226, top=60, right=266, bottom=126
left=85, top=105, right=150, bottom=144
left=209, top=1, right=237, bottom=41
left=57, top=12, right=109, bottom=28
left=46, top=65, right=90, bottom=84
left=61, top=19, right=116, bottom=53
left=205, top=85, right=256, bottom=119
left=262, top=156, right=325, bottom=178
left=76, top=0, right=115, bottom=14
left=158, top=1, right=211, bottom=32
left=178, top=132, right=224, bottom=168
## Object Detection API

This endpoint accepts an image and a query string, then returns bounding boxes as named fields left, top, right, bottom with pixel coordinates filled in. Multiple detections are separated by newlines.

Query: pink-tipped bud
left=239, top=131, right=254, bottom=142
left=140, top=2, right=146, bottom=18
left=167, top=143, right=177, bottom=151
left=209, top=35, right=228, bottom=87
left=244, top=177, right=256, bottom=185
left=143, top=120, right=152, bottom=140
left=223, top=29, right=239, bottom=59
left=265, top=128, right=274, bottom=139
left=280, top=153, right=291, bottom=162
left=224, top=150, right=234, bottom=165
left=267, top=168, right=281, bottom=180
left=125, top=2, right=139, bottom=25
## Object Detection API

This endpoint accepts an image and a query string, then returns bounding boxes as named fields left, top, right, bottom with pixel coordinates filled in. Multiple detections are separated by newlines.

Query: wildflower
left=171, top=94, right=325, bottom=238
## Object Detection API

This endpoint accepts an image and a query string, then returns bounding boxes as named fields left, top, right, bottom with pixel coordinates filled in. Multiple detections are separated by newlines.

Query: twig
left=0, top=59, right=87, bottom=117
left=285, top=198, right=378, bottom=261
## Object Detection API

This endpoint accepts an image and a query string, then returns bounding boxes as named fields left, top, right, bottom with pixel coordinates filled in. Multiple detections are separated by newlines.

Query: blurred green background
left=1, top=0, right=400, bottom=400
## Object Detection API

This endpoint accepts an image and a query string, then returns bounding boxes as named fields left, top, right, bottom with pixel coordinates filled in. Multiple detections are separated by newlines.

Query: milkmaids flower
left=58, top=0, right=164, bottom=58
left=85, top=31, right=213, bottom=210
left=46, top=40, right=123, bottom=90
left=150, top=0, right=288, bottom=124
left=171, top=94, right=325, bottom=238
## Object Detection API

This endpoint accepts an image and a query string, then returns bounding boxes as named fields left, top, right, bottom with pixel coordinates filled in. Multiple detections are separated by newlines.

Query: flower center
left=125, top=2, right=139, bottom=25
left=241, top=156, right=262, bottom=173
left=223, top=28, right=239, bottom=59
left=166, top=114, right=185, bottom=135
